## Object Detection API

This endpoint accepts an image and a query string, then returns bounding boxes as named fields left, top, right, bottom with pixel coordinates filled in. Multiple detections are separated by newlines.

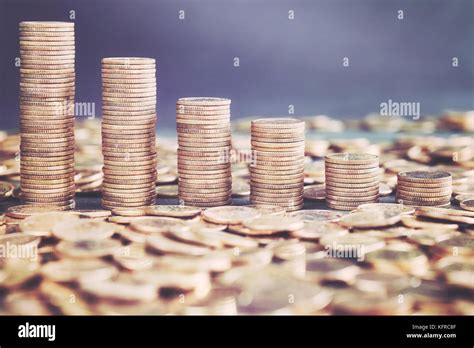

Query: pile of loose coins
left=250, top=118, right=305, bottom=211
left=396, top=171, right=452, bottom=207
left=176, top=97, right=232, bottom=207
left=101, top=57, right=157, bottom=209
left=325, top=153, right=380, bottom=210
left=19, top=21, right=76, bottom=209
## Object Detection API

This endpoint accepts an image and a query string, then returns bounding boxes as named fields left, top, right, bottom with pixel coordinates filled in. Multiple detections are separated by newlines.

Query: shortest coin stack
left=396, top=171, right=452, bottom=207
left=325, top=153, right=380, bottom=211
left=101, top=57, right=157, bottom=210
left=250, top=118, right=305, bottom=211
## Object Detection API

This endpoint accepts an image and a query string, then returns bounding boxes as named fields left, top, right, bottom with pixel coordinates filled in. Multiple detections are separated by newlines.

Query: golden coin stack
left=176, top=97, right=232, bottom=207
left=101, top=57, right=157, bottom=209
left=19, top=21, right=76, bottom=209
left=325, top=153, right=380, bottom=211
left=396, top=171, right=452, bottom=207
left=250, top=118, right=305, bottom=211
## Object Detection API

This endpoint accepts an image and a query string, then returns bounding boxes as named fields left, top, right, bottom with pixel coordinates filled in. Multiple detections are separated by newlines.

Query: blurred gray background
left=1, top=0, right=473, bottom=130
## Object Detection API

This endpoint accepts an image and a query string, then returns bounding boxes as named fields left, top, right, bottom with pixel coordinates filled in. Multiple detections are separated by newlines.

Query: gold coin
left=251, top=118, right=305, bottom=129
left=71, top=210, right=112, bottom=219
left=325, top=153, right=378, bottom=165
left=460, top=199, right=474, bottom=212
left=291, top=221, right=348, bottom=241
left=0, top=182, right=14, bottom=199
left=400, top=215, right=458, bottom=230
left=398, top=171, right=452, bottom=183
left=56, top=239, right=121, bottom=258
left=52, top=219, right=116, bottom=241
left=243, top=216, right=304, bottom=233
left=339, top=210, right=401, bottom=229
left=144, top=205, right=201, bottom=218
left=202, top=206, right=261, bottom=225
left=176, top=97, right=231, bottom=106
left=357, top=203, right=415, bottom=215
left=6, top=204, right=65, bottom=219
left=40, top=258, right=117, bottom=284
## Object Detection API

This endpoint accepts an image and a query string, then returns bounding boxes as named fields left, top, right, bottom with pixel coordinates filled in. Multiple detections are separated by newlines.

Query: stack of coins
left=325, top=153, right=380, bottom=211
left=396, top=171, right=452, bottom=207
left=176, top=97, right=232, bottom=207
left=101, top=57, right=157, bottom=209
left=19, top=21, right=76, bottom=209
left=250, top=118, right=305, bottom=211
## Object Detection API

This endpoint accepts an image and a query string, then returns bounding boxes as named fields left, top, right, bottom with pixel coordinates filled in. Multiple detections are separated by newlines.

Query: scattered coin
left=202, top=206, right=261, bottom=225
left=243, top=216, right=304, bottom=233
left=145, top=205, right=201, bottom=218
left=460, top=199, right=474, bottom=212
left=339, top=210, right=401, bottom=229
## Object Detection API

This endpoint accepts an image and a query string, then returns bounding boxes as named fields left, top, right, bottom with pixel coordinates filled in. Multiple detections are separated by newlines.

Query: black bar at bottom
left=0, top=315, right=472, bottom=346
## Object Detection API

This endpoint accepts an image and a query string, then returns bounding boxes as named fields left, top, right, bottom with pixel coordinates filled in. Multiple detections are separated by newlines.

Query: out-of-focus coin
left=130, top=216, right=190, bottom=234
left=291, top=222, right=349, bottom=241
left=400, top=216, right=459, bottom=230
left=146, top=233, right=210, bottom=256
left=339, top=210, right=401, bottom=229
left=460, top=199, right=474, bottom=212
left=6, top=204, right=64, bottom=219
left=41, top=258, right=118, bottom=283
left=19, top=211, right=79, bottom=237
left=56, top=239, right=122, bottom=258
left=357, top=203, right=415, bottom=215
left=243, top=216, right=304, bottom=233
left=52, top=219, right=116, bottom=241
left=303, top=184, right=326, bottom=200
left=289, top=209, right=344, bottom=223
left=155, top=185, right=178, bottom=198
left=202, top=206, right=261, bottom=225
left=145, top=205, right=201, bottom=218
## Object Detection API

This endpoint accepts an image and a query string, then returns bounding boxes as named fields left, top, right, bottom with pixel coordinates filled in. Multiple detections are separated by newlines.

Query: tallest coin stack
left=19, top=21, right=76, bottom=209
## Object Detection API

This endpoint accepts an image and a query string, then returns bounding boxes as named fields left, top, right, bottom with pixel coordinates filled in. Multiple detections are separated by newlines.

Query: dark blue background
left=1, top=0, right=473, bottom=130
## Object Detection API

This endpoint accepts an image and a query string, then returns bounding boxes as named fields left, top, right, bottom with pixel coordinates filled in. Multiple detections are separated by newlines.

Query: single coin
left=460, top=199, right=474, bottom=212
left=251, top=118, right=304, bottom=129
left=41, top=258, right=117, bottom=283
left=202, top=206, right=261, bottom=225
left=339, top=210, right=402, bottom=229
left=146, top=233, right=210, bottom=256
left=130, top=216, right=189, bottom=234
left=243, top=216, right=304, bottom=233
left=398, top=171, right=452, bottom=183
left=357, top=203, right=415, bottom=215
left=72, top=210, right=112, bottom=219
left=454, top=194, right=474, bottom=204
left=176, top=97, right=231, bottom=106
left=52, top=219, right=116, bottom=241
left=56, top=239, right=122, bottom=258
left=155, top=185, right=178, bottom=198
left=289, top=209, right=344, bottom=223
left=325, top=153, right=379, bottom=165
left=6, top=204, right=64, bottom=219
left=144, top=205, right=202, bottom=218
left=400, top=216, right=459, bottom=230
left=291, top=222, right=349, bottom=241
